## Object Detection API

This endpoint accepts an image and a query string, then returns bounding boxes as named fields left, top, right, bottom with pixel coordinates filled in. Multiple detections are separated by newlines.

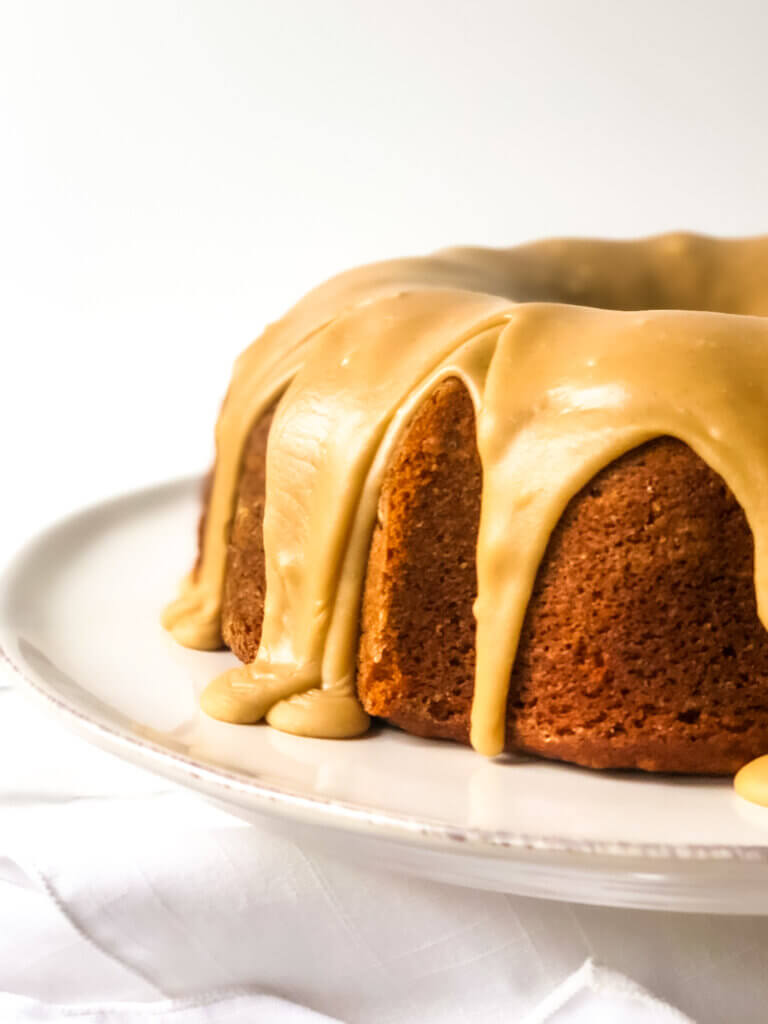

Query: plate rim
left=2, top=474, right=768, bottom=868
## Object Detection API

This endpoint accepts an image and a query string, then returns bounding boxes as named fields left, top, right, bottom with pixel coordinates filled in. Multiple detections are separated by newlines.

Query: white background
left=3, top=0, right=768, bottom=559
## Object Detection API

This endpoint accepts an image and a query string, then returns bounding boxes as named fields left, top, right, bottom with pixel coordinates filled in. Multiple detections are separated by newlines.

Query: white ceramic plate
left=3, top=477, right=768, bottom=913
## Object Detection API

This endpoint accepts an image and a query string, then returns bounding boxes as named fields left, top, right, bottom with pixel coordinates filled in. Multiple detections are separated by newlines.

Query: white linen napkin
left=2, top=677, right=765, bottom=1023
left=0, top=964, right=692, bottom=1023
left=522, top=962, right=694, bottom=1023
left=0, top=991, right=339, bottom=1023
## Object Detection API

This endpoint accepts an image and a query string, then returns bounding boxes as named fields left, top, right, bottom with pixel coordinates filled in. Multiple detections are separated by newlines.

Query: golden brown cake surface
left=162, top=234, right=768, bottom=780
left=220, top=380, right=768, bottom=774
left=358, top=380, right=768, bottom=774
left=220, top=403, right=276, bottom=662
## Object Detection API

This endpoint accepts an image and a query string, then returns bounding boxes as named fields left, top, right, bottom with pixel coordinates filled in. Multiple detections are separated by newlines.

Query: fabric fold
left=1, top=673, right=761, bottom=1024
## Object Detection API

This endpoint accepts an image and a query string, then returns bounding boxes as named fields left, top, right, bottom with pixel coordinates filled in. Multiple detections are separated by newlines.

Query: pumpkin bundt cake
left=162, top=234, right=768, bottom=779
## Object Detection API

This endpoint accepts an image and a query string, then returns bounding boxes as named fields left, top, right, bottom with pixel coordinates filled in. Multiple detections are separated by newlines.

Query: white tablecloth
left=4, top=670, right=768, bottom=1023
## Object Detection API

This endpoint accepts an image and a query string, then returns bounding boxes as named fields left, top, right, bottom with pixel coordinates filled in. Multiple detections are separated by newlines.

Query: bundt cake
left=162, top=233, right=768, bottom=784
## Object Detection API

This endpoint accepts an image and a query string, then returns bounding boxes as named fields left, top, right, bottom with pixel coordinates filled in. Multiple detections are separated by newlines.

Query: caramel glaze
left=162, top=234, right=768, bottom=791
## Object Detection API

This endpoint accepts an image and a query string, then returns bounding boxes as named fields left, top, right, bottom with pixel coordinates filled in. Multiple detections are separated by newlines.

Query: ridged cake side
left=218, top=379, right=768, bottom=773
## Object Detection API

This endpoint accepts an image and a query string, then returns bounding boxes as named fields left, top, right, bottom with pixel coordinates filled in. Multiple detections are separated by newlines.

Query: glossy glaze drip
left=162, top=233, right=768, bottom=765
left=734, top=756, right=768, bottom=806
left=198, top=290, right=512, bottom=737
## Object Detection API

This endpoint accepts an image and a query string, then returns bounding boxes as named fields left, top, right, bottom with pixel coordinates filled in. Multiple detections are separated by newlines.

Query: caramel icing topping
left=162, top=233, right=768, bottom=773
left=735, top=755, right=768, bottom=807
